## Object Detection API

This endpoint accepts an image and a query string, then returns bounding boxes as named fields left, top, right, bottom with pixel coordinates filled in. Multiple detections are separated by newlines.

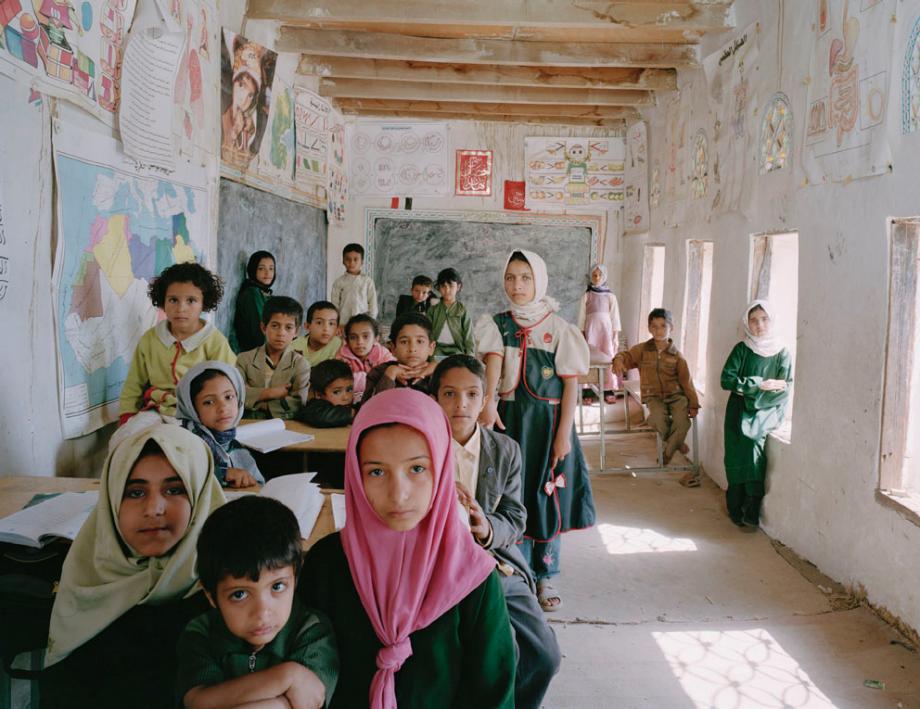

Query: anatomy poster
left=702, top=22, right=760, bottom=214
left=803, top=0, right=894, bottom=183
left=0, top=0, right=139, bottom=124
left=624, top=120, right=649, bottom=233
left=524, top=137, right=625, bottom=210
left=455, top=149, right=492, bottom=196
left=348, top=121, right=449, bottom=196
left=173, top=0, right=218, bottom=163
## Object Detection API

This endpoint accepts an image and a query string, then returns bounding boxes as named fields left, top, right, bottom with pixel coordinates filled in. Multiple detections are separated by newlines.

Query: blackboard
left=368, top=209, right=600, bottom=329
left=215, top=179, right=327, bottom=338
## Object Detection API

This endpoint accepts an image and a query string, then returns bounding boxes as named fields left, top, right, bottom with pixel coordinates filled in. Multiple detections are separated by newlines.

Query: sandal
left=679, top=472, right=701, bottom=488
left=537, top=581, right=563, bottom=612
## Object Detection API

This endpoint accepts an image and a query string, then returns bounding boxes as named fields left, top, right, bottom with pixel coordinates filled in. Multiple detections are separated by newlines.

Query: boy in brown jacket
left=613, top=308, right=699, bottom=464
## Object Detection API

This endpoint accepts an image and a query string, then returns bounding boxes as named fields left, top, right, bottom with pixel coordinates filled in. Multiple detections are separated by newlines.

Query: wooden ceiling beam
left=252, top=1, right=734, bottom=43
left=331, top=98, right=635, bottom=120
left=277, top=28, right=700, bottom=68
left=342, top=108, right=631, bottom=128
left=318, top=78, right=654, bottom=106
left=298, top=56, right=677, bottom=91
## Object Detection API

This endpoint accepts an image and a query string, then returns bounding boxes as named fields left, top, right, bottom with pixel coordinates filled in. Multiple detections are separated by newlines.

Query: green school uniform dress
left=175, top=599, right=338, bottom=706
left=299, top=534, right=516, bottom=709
left=429, top=300, right=475, bottom=357
left=720, top=342, right=793, bottom=487
left=231, top=281, right=271, bottom=353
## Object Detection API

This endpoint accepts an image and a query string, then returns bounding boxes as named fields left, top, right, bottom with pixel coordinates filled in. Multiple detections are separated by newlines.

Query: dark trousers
left=726, top=482, right=765, bottom=524
left=501, top=571, right=561, bottom=709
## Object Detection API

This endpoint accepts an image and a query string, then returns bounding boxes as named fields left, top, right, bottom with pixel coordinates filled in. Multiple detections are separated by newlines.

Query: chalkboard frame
left=363, top=208, right=604, bottom=276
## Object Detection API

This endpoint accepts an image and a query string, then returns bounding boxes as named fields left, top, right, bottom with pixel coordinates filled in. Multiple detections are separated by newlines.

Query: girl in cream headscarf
left=475, top=250, right=596, bottom=612
left=720, top=301, right=793, bottom=530
left=42, top=424, right=225, bottom=707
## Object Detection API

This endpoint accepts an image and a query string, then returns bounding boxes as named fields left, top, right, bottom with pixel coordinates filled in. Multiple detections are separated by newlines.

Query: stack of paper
left=236, top=419, right=314, bottom=453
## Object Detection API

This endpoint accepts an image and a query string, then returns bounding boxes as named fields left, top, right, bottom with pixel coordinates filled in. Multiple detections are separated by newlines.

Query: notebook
left=0, top=491, right=99, bottom=548
left=236, top=419, right=314, bottom=453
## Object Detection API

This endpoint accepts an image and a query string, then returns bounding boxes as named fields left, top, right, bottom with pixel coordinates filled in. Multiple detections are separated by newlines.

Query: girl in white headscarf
left=474, top=250, right=596, bottom=612
left=42, top=424, right=225, bottom=707
left=720, top=301, right=793, bottom=529
left=577, top=263, right=622, bottom=403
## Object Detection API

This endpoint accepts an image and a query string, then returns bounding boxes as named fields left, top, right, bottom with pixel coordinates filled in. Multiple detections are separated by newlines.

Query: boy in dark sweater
left=300, top=360, right=355, bottom=428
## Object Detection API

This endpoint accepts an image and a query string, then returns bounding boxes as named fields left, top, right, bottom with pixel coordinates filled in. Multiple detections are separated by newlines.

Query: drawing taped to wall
left=760, top=92, right=793, bottom=173
left=455, top=149, right=492, bottom=196
left=624, top=120, right=649, bottom=233
left=257, top=74, right=295, bottom=184
left=348, top=121, right=449, bottom=196
left=901, top=14, right=920, bottom=134
left=173, top=0, right=217, bottom=162
left=803, top=0, right=894, bottom=182
left=524, top=137, right=625, bottom=210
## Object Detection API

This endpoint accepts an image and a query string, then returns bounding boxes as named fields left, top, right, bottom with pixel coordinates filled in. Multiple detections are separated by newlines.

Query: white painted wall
left=629, top=0, right=920, bottom=633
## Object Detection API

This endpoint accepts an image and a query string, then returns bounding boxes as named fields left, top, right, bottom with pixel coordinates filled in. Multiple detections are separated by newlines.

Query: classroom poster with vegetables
left=524, top=136, right=625, bottom=211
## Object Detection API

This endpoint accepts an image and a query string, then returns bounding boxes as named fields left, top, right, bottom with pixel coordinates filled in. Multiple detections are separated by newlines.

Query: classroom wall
left=626, top=0, right=920, bottom=634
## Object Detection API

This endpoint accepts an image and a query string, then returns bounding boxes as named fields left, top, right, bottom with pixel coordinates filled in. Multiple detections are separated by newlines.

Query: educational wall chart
left=326, top=114, right=347, bottom=224
left=702, top=22, right=760, bottom=214
left=172, top=0, right=217, bottom=163
left=524, top=137, right=625, bottom=210
left=902, top=14, right=920, bottom=134
left=257, top=74, right=295, bottom=184
left=52, top=117, right=210, bottom=438
left=624, top=120, right=649, bottom=233
left=803, top=0, right=894, bottom=183
left=220, top=30, right=276, bottom=171
left=348, top=121, right=449, bottom=196
left=0, top=0, right=139, bottom=124
left=292, top=86, right=332, bottom=197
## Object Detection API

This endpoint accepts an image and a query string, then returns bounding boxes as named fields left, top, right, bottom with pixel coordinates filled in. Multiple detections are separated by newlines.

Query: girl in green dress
left=720, top=300, right=793, bottom=528
left=231, top=250, right=275, bottom=352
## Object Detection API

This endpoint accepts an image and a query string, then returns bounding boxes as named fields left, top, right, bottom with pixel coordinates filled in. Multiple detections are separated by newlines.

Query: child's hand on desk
left=225, top=468, right=258, bottom=488
left=551, top=430, right=572, bottom=469
left=283, top=663, right=326, bottom=709
left=478, top=398, right=505, bottom=430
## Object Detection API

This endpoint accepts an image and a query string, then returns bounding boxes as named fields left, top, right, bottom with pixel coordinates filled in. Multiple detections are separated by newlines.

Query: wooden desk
left=0, top=476, right=338, bottom=551
left=239, top=419, right=350, bottom=453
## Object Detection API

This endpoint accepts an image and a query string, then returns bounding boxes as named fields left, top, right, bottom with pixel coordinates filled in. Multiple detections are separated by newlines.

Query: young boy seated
left=335, top=313, right=395, bottom=400
left=362, top=312, right=436, bottom=402
left=236, top=296, right=310, bottom=419
left=292, top=301, right=343, bottom=367
left=300, top=359, right=355, bottom=428
left=396, top=274, right=436, bottom=315
left=613, top=308, right=700, bottom=465
left=431, top=355, right=561, bottom=709
left=176, top=496, right=338, bottom=709
left=330, top=243, right=377, bottom=324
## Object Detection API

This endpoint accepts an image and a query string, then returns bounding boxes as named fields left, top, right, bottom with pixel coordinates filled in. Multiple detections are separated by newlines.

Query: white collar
left=452, top=424, right=482, bottom=457
left=155, top=319, right=214, bottom=351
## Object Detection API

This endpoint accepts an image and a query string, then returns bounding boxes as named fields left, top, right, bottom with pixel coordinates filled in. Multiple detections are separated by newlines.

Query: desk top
left=240, top=419, right=350, bottom=453
left=0, top=476, right=337, bottom=551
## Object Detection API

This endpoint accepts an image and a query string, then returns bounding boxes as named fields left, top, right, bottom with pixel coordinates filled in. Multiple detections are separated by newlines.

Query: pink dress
left=580, top=289, right=621, bottom=390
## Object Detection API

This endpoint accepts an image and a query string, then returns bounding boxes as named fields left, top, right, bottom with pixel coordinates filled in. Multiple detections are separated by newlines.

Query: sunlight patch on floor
left=596, top=522, right=698, bottom=554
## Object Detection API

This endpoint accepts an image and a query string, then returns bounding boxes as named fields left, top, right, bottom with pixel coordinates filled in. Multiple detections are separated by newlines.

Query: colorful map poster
left=524, top=136, right=625, bottom=210
left=0, top=0, right=139, bottom=124
left=803, top=0, right=894, bottom=183
left=53, top=116, right=210, bottom=438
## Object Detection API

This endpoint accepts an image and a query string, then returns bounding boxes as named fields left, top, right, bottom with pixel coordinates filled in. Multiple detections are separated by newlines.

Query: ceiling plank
left=277, top=28, right=700, bottom=68
left=331, top=98, right=635, bottom=119
left=251, top=1, right=734, bottom=42
left=319, top=78, right=654, bottom=106
left=342, top=109, right=631, bottom=128
left=298, top=56, right=677, bottom=91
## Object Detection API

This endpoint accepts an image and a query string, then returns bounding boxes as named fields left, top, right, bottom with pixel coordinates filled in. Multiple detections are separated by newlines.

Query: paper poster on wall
left=348, top=121, right=449, bottom=196
left=624, top=120, right=649, bottom=233
left=52, top=115, right=210, bottom=438
left=902, top=14, right=920, bottom=133
left=504, top=180, right=526, bottom=210
left=326, top=114, right=347, bottom=224
left=803, top=0, right=894, bottom=182
left=293, top=86, right=332, bottom=196
left=172, top=0, right=217, bottom=162
left=702, top=22, right=760, bottom=213
left=257, top=74, right=295, bottom=184
left=0, top=0, right=139, bottom=124
left=455, top=149, right=492, bottom=196
left=524, top=137, right=625, bottom=211
left=220, top=29, right=276, bottom=171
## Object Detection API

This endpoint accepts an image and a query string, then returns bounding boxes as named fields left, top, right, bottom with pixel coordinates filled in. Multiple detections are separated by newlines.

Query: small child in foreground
left=335, top=314, right=395, bottom=400
left=362, top=312, right=436, bottom=402
left=176, top=496, right=338, bottom=709
left=300, top=359, right=355, bottom=428
left=396, top=274, right=435, bottom=316
left=119, top=262, right=235, bottom=424
left=330, top=243, right=377, bottom=324
left=293, top=301, right=343, bottom=367
left=176, top=361, right=264, bottom=487
left=613, top=308, right=699, bottom=466
left=236, top=296, right=310, bottom=419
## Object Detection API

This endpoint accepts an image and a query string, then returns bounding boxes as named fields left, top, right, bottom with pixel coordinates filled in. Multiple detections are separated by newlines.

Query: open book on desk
left=0, top=491, right=99, bottom=548
left=236, top=419, right=314, bottom=453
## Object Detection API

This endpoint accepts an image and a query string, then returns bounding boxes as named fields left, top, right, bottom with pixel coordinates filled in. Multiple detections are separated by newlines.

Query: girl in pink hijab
left=299, top=388, right=515, bottom=708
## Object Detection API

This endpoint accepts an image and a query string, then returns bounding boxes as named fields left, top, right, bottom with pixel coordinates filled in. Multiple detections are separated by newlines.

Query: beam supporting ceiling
left=341, top=109, right=632, bottom=128
left=331, top=98, right=635, bottom=120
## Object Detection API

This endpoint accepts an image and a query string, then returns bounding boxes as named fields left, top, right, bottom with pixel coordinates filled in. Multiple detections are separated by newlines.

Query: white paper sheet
left=0, top=491, right=98, bottom=548
left=236, top=419, right=314, bottom=453
left=260, top=474, right=324, bottom=539
left=331, top=493, right=346, bottom=530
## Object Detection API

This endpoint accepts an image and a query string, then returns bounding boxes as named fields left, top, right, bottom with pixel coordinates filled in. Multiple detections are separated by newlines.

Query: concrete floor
left=542, top=430, right=920, bottom=708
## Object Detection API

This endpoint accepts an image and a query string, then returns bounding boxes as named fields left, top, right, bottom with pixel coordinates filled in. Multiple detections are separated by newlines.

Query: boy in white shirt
left=330, top=243, right=377, bottom=325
